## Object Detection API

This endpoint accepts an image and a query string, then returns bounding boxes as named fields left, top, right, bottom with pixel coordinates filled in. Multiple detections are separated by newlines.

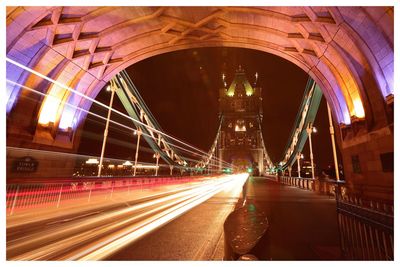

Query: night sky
left=78, top=47, right=341, bottom=172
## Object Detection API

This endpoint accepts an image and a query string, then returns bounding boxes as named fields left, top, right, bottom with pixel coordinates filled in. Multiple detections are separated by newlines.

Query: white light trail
left=7, top=174, right=248, bottom=260
left=6, top=57, right=226, bottom=163
left=6, top=79, right=229, bottom=168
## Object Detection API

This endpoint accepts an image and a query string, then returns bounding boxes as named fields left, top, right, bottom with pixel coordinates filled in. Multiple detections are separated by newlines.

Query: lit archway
left=6, top=6, right=394, bottom=194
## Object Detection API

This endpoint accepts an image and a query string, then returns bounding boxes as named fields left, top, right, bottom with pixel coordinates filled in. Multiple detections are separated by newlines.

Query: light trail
left=7, top=176, right=203, bottom=226
left=7, top=173, right=248, bottom=260
left=8, top=178, right=220, bottom=256
left=6, top=79, right=230, bottom=169
left=6, top=58, right=228, bottom=165
left=76, top=177, right=243, bottom=260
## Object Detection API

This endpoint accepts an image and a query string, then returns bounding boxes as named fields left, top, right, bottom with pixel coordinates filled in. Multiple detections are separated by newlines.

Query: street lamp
left=326, top=103, right=340, bottom=181
left=312, top=126, right=317, bottom=133
left=98, top=82, right=116, bottom=177
left=306, top=123, right=316, bottom=179
left=133, top=128, right=142, bottom=176
left=153, top=153, right=160, bottom=176
left=296, top=152, right=301, bottom=178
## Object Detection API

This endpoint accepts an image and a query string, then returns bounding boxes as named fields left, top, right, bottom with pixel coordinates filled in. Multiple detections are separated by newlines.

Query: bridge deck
left=109, top=176, right=342, bottom=260
left=247, top=176, right=342, bottom=260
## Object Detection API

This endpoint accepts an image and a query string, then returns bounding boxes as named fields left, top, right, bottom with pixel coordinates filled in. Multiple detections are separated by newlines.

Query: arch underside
left=6, top=6, right=394, bottom=148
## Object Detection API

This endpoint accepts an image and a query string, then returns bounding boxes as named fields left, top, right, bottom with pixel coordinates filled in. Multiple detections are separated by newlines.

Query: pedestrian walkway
left=246, top=176, right=342, bottom=260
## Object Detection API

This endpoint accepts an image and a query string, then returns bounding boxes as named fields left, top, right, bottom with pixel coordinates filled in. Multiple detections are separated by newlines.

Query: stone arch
left=7, top=7, right=393, bottom=133
left=6, top=6, right=394, bottom=196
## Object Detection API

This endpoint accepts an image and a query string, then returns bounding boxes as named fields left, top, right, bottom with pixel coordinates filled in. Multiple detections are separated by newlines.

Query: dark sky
left=78, top=47, right=340, bottom=171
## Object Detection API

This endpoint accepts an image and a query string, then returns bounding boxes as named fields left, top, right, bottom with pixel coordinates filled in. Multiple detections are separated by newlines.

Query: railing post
left=110, top=181, right=114, bottom=199
left=10, top=185, right=20, bottom=215
left=56, top=184, right=63, bottom=208
left=88, top=184, right=92, bottom=202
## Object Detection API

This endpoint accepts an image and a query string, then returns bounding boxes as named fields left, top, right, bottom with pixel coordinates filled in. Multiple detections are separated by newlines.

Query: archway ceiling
left=6, top=6, right=394, bottom=131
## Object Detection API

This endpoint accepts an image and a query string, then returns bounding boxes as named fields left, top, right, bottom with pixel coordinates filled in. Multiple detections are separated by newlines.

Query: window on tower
left=235, top=119, right=246, bottom=132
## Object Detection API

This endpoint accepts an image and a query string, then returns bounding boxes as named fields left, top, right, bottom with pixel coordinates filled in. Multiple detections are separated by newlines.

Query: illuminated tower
left=218, top=66, right=264, bottom=174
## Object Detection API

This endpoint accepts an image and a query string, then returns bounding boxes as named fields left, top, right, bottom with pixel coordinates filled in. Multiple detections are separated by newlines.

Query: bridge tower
left=218, top=66, right=264, bottom=174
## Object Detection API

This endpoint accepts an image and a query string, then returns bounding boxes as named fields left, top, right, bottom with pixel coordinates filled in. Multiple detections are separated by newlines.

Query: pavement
left=245, top=176, right=342, bottom=260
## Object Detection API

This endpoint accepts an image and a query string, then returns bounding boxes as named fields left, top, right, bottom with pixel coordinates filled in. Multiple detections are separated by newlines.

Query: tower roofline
left=226, top=66, right=255, bottom=97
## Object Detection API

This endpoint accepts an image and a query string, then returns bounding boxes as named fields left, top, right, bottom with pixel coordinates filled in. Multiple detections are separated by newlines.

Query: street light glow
left=86, top=158, right=99, bottom=164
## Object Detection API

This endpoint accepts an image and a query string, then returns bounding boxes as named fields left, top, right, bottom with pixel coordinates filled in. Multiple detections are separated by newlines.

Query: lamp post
left=133, top=129, right=142, bottom=176
left=296, top=152, right=301, bottom=178
left=98, top=83, right=115, bottom=177
left=327, top=103, right=340, bottom=181
left=306, top=123, right=317, bottom=179
left=154, top=153, right=160, bottom=176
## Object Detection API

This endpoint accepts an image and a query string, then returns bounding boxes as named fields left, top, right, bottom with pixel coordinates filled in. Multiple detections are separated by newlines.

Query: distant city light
left=137, top=165, right=159, bottom=169
left=122, top=161, right=133, bottom=166
left=86, top=158, right=99, bottom=164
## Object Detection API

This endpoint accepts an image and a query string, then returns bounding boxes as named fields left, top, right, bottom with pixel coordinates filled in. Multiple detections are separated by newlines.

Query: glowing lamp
left=353, top=99, right=365, bottom=118
left=38, top=95, right=61, bottom=125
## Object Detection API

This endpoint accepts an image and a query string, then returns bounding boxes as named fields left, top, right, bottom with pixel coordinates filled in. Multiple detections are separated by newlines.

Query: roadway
left=6, top=174, right=247, bottom=260
left=108, top=189, right=238, bottom=260
left=7, top=174, right=342, bottom=260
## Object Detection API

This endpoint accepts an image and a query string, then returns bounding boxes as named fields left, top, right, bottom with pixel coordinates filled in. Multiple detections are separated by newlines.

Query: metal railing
left=278, top=175, right=394, bottom=260
left=336, top=190, right=394, bottom=260
left=6, top=176, right=195, bottom=216
left=279, top=176, right=337, bottom=196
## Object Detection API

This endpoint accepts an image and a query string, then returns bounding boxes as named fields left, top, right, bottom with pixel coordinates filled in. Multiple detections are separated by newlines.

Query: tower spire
left=221, top=73, right=227, bottom=88
left=254, top=72, right=259, bottom=86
